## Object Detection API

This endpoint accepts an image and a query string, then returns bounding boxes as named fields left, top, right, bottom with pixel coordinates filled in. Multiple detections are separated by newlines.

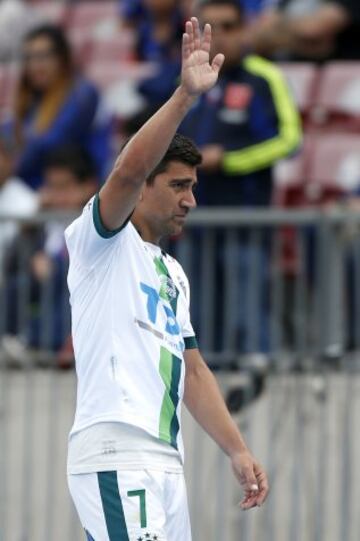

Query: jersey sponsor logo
left=134, top=318, right=185, bottom=353
left=137, top=282, right=185, bottom=354
left=136, top=255, right=184, bottom=354
left=140, top=283, right=180, bottom=336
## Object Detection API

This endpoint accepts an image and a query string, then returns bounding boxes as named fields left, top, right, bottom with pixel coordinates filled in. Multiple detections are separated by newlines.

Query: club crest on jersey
left=140, top=282, right=180, bottom=336
left=159, top=275, right=177, bottom=300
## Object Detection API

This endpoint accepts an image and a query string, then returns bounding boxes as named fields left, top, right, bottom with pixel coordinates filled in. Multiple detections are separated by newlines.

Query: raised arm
left=98, top=17, right=224, bottom=231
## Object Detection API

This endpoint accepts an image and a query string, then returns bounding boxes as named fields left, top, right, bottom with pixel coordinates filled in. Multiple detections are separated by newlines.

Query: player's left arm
left=183, top=347, right=269, bottom=510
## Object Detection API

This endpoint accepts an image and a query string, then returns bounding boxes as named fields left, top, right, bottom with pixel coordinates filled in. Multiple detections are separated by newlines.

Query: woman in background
left=13, top=24, right=111, bottom=189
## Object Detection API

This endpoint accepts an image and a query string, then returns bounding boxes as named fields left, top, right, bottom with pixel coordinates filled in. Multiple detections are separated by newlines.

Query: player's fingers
left=201, top=23, right=212, bottom=53
left=240, top=493, right=259, bottom=510
left=182, top=32, right=191, bottom=60
left=256, top=481, right=269, bottom=505
left=255, top=466, right=269, bottom=504
left=256, top=488, right=268, bottom=506
left=191, top=16, right=201, bottom=49
left=241, top=464, right=259, bottom=493
left=185, top=20, right=194, bottom=52
left=211, top=53, right=225, bottom=74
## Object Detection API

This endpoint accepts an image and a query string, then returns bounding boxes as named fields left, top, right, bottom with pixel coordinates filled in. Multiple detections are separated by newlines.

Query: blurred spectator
left=250, top=0, right=360, bottom=60
left=120, top=0, right=146, bottom=24
left=180, top=0, right=301, bottom=354
left=124, top=0, right=278, bottom=113
left=120, top=0, right=277, bottom=27
left=10, top=24, right=111, bottom=190
left=2, top=146, right=97, bottom=365
left=0, top=132, right=39, bottom=281
left=241, top=0, right=277, bottom=21
left=181, top=0, right=301, bottom=206
left=120, top=0, right=185, bottom=61
left=119, top=0, right=187, bottom=109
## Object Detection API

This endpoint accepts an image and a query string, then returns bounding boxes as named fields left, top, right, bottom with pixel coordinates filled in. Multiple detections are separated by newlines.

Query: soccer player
left=65, top=17, right=269, bottom=541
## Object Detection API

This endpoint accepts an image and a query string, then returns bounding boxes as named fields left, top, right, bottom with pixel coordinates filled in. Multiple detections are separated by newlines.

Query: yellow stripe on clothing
left=222, top=55, right=302, bottom=175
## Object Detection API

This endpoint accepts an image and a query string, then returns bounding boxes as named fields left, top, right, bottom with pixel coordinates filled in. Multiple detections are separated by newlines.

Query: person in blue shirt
left=120, top=0, right=276, bottom=28
left=120, top=0, right=146, bottom=24
left=119, top=0, right=185, bottom=61
left=11, top=24, right=111, bottom=190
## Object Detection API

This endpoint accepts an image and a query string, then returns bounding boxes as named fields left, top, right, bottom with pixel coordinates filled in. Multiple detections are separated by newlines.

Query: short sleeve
left=64, top=194, right=127, bottom=269
left=176, top=265, right=198, bottom=350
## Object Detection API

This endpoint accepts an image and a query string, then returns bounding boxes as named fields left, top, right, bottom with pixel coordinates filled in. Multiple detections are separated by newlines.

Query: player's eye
left=172, top=182, right=186, bottom=190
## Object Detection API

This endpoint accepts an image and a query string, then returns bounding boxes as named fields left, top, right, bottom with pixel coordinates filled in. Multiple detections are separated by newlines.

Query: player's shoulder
left=65, top=194, right=134, bottom=242
left=64, top=195, right=95, bottom=239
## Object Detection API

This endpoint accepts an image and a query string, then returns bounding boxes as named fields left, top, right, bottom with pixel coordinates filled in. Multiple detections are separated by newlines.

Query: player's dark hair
left=146, top=133, right=202, bottom=186
left=197, top=0, right=244, bottom=18
left=44, top=146, right=97, bottom=184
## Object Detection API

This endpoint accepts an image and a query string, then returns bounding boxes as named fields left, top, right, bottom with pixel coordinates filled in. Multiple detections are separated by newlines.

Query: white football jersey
left=65, top=195, right=197, bottom=458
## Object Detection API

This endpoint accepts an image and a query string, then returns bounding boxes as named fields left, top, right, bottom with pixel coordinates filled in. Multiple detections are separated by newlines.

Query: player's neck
left=131, top=216, right=161, bottom=246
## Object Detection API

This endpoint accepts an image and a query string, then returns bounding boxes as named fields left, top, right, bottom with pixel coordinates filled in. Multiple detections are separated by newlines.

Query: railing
left=176, top=207, right=360, bottom=366
left=1, top=208, right=360, bottom=541
left=2, top=207, right=360, bottom=365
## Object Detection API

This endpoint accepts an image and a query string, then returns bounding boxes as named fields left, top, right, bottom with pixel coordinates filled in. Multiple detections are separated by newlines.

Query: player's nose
left=182, top=190, right=197, bottom=210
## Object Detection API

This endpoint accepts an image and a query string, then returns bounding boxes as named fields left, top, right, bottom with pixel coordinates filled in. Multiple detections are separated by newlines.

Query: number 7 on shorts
left=127, top=489, right=147, bottom=528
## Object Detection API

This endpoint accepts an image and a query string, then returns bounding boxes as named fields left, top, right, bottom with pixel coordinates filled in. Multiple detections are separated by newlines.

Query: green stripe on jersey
left=154, top=255, right=179, bottom=315
left=159, top=347, right=181, bottom=448
left=98, top=471, right=130, bottom=540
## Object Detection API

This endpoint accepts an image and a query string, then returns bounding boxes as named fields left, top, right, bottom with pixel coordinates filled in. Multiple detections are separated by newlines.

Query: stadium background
left=1, top=0, right=360, bottom=539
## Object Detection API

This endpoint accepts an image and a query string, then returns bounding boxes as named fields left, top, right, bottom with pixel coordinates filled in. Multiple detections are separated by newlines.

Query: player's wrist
left=175, top=85, right=198, bottom=110
left=226, top=436, right=250, bottom=459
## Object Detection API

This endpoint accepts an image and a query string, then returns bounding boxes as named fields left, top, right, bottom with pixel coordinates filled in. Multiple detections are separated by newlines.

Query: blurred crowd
left=1, top=0, right=360, bottom=367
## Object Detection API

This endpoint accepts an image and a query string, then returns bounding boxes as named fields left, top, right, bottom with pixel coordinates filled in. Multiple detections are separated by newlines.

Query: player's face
left=200, top=5, right=244, bottom=67
left=141, top=161, right=197, bottom=239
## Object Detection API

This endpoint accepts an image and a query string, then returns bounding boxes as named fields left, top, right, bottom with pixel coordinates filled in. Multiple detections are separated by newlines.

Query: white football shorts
left=68, top=469, right=192, bottom=541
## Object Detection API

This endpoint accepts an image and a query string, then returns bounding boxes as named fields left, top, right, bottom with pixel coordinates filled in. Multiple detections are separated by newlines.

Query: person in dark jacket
left=11, top=24, right=111, bottom=190
left=181, top=0, right=301, bottom=206
left=180, top=0, right=301, bottom=355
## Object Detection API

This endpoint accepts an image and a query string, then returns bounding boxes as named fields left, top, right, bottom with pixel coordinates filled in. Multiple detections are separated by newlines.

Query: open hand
left=231, top=451, right=269, bottom=510
left=181, top=17, right=225, bottom=96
